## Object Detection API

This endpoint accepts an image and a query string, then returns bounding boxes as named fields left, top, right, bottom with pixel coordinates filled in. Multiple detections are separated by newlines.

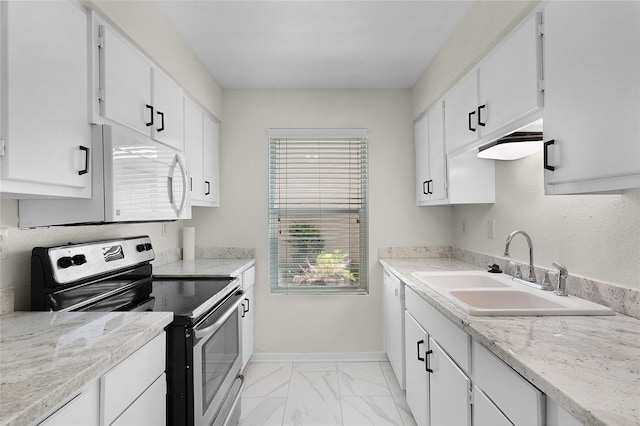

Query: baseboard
left=249, top=352, right=388, bottom=363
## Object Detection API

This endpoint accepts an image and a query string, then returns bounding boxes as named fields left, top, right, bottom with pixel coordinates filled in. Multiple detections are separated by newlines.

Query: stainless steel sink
left=410, top=271, right=615, bottom=316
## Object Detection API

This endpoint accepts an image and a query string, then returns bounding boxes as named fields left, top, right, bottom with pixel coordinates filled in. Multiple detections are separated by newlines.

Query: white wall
left=188, top=89, right=453, bottom=354
left=454, top=153, right=640, bottom=288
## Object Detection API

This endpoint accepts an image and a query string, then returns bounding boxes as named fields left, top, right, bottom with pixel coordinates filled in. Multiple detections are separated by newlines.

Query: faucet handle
left=513, top=263, right=523, bottom=280
left=540, top=270, right=554, bottom=291
left=552, top=261, right=569, bottom=296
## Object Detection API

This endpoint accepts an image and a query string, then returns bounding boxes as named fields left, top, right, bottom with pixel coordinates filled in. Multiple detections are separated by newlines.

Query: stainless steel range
left=31, top=235, right=244, bottom=426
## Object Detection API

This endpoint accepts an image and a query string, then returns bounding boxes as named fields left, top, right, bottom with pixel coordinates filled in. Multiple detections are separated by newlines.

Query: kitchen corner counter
left=0, top=311, right=173, bottom=426
left=152, top=258, right=255, bottom=279
left=380, top=258, right=640, bottom=426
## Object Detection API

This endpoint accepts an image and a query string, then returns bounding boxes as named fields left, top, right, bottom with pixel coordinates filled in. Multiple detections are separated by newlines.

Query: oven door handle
left=194, top=291, right=244, bottom=339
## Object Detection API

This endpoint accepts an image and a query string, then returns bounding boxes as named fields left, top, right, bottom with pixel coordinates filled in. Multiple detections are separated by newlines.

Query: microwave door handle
left=167, top=155, right=188, bottom=217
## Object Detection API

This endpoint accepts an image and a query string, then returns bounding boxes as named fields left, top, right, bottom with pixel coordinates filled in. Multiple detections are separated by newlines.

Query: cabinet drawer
left=473, top=385, right=512, bottom=426
left=39, top=382, right=99, bottom=426
left=111, top=374, right=167, bottom=426
left=472, top=340, right=544, bottom=426
left=101, top=333, right=166, bottom=425
left=405, top=287, right=470, bottom=373
left=242, top=266, right=256, bottom=290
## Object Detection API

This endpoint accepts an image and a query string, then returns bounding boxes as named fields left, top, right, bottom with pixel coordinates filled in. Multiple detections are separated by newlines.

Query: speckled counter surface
left=0, top=311, right=173, bottom=426
left=380, top=258, right=640, bottom=426
left=152, top=258, right=255, bottom=278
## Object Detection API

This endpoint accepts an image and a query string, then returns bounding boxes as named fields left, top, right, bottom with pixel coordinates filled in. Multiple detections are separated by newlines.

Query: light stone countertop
left=152, top=258, right=255, bottom=278
left=0, top=311, right=173, bottom=426
left=380, top=258, right=640, bottom=426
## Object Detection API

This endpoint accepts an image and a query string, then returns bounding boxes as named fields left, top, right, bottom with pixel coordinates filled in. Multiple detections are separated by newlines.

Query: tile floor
left=239, top=361, right=417, bottom=426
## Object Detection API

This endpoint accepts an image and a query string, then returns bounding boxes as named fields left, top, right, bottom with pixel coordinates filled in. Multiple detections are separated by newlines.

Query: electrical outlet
left=0, top=228, right=7, bottom=259
left=461, top=220, right=467, bottom=233
left=487, top=219, right=495, bottom=239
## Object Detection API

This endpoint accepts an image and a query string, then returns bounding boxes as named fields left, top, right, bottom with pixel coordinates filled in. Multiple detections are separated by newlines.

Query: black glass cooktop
left=150, top=278, right=239, bottom=324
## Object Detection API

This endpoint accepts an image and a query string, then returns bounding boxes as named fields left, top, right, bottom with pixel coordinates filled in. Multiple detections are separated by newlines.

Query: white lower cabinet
left=383, top=268, right=405, bottom=389
left=241, top=266, right=256, bottom=369
left=38, top=332, right=166, bottom=426
left=404, top=287, right=471, bottom=426
left=403, top=285, right=562, bottom=426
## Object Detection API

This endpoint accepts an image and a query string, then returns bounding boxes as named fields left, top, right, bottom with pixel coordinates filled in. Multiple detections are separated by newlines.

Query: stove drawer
left=101, top=332, right=166, bottom=425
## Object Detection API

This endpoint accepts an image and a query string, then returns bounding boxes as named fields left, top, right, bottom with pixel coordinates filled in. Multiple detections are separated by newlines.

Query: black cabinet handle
left=427, top=180, right=433, bottom=195
left=244, top=297, right=250, bottom=314
left=425, top=349, right=433, bottom=373
left=157, top=111, right=165, bottom=132
left=422, top=180, right=428, bottom=195
left=417, top=340, right=425, bottom=362
left=145, top=104, right=154, bottom=127
left=544, top=139, right=555, bottom=171
left=241, top=302, right=246, bottom=318
left=205, top=181, right=211, bottom=195
left=468, top=110, right=476, bottom=132
left=477, top=104, right=486, bottom=127
left=78, top=145, right=89, bottom=175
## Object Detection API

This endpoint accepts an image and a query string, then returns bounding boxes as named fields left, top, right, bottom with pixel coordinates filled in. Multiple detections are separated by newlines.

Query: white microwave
left=19, top=124, right=191, bottom=227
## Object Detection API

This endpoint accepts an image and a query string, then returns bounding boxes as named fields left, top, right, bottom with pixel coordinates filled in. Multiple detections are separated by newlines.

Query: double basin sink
left=410, top=271, right=614, bottom=316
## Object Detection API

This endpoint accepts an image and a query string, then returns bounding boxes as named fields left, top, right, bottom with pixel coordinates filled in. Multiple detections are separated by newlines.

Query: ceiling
left=154, top=0, right=474, bottom=89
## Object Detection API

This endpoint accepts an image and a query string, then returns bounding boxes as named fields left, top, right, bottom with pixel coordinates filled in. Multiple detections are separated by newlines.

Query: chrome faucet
left=504, top=230, right=537, bottom=283
left=553, top=261, right=569, bottom=296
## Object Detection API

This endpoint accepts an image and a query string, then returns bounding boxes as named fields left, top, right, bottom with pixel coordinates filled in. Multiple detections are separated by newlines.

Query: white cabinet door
left=241, top=284, right=254, bottom=369
left=473, top=386, right=513, bottom=426
left=427, top=102, right=447, bottom=202
left=415, top=112, right=430, bottom=205
left=543, top=1, right=640, bottom=194
left=151, top=69, right=184, bottom=150
left=184, top=98, right=204, bottom=202
left=202, top=115, right=220, bottom=206
left=383, top=269, right=404, bottom=388
left=404, top=311, right=429, bottom=426
left=444, top=70, right=480, bottom=154
left=99, top=24, right=152, bottom=136
left=39, top=383, right=99, bottom=426
left=478, top=14, right=541, bottom=137
left=416, top=102, right=447, bottom=205
left=111, top=374, right=166, bottom=426
left=429, top=337, right=471, bottom=426
left=1, top=1, right=91, bottom=198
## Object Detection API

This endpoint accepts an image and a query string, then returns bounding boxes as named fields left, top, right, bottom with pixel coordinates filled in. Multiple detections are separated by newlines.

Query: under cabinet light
left=477, top=132, right=543, bottom=160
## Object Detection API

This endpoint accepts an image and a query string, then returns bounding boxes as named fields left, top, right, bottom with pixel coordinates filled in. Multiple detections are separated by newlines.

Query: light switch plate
left=0, top=228, right=7, bottom=259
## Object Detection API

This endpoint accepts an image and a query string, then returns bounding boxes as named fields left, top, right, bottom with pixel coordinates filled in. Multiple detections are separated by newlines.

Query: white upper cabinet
left=202, top=115, right=220, bottom=206
left=151, top=69, right=184, bottom=151
left=96, top=21, right=184, bottom=151
left=0, top=1, right=92, bottom=198
left=543, top=1, right=640, bottom=194
left=444, top=70, right=480, bottom=154
left=478, top=14, right=542, bottom=137
left=184, top=97, right=220, bottom=207
left=416, top=102, right=447, bottom=205
left=445, top=13, right=543, bottom=155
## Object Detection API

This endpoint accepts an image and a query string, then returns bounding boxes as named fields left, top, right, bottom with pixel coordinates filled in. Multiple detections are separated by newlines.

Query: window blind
left=268, top=129, right=368, bottom=294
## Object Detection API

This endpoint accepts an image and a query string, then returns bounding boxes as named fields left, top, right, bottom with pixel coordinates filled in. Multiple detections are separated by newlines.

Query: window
left=268, top=129, right=368, bottom=294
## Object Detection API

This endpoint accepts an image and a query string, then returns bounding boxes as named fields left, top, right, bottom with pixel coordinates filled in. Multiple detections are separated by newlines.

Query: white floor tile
left=337, top=362, right=391, bottom=397
left=283, top=371, right=342, bottom=425
left=292, top=362, right=337, bottom=372
left=239, top=397, right=287, bottom=425
left=243, top=362, right=292, bottom=398
left=341, top=396, right=404, bottom=425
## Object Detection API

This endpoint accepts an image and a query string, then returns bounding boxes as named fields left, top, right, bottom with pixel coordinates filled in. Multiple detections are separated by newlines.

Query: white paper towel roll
left=183, top=227, right=195, bottom=260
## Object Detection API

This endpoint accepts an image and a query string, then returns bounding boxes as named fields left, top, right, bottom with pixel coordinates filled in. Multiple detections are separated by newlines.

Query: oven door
left=193, top=290, right=244, bottom=426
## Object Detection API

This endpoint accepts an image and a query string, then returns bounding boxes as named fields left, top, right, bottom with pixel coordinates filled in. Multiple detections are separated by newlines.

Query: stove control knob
left=145, top=243, right=153, bottom=251
left=72, top=254, right=87, bottom=266
left=136, top=244, right=146, bottom=252
left=57, top=256, right=73, bottom=269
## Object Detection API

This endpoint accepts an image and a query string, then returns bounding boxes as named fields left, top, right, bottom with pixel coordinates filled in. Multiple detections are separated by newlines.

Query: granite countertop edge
left=0, top=311, right=173, bottom=426
left=379, top=257, right=640, bottom=426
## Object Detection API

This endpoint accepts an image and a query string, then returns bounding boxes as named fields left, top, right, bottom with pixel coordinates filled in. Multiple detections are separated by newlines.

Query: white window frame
left=268, top=128, right=369, bottom=294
